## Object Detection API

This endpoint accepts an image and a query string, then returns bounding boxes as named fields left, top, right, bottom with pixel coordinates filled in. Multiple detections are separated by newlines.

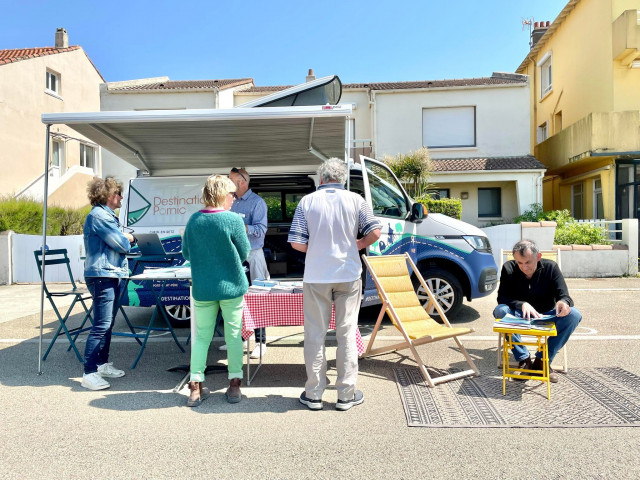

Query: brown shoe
left=514, top=357, right=533, bottom=381
left=225, top=378, right=242, bottom=404
left=186, top=381, right=210, bottom=407
left=532, top=357, right=558, bottom=383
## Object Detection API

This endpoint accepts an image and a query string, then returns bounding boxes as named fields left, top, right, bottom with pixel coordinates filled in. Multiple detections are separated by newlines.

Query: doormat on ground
left=394, top=367, right=640, bottom=428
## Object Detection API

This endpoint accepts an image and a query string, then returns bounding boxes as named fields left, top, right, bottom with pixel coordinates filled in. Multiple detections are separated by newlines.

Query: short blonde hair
left=202, top=175, right=236, bottom=208
left=87, top=176, right=123, bottom=206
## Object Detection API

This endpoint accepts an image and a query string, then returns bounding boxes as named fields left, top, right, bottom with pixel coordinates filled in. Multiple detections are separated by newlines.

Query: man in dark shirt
left=494, top=239, right=582, bottom=382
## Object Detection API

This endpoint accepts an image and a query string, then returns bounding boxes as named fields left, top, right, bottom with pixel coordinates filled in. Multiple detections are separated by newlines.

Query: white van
left=122, top=160, right=497, bottom=326
left=42, top=76, right=498, bottom=327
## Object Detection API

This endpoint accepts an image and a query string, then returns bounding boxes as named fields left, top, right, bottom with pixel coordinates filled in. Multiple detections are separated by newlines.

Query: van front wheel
left=413, top=268, right=463, bottom=322
left=163, top=304, right=191, bottom=329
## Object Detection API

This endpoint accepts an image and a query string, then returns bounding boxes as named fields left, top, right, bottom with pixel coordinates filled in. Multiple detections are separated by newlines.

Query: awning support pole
left=38, top=124, right=51, bottom=375
left=307, top=118, right=330, bottom=162
left=345, top=115, right=351, bottom=191
left=88, top=123, right=151, bottom=173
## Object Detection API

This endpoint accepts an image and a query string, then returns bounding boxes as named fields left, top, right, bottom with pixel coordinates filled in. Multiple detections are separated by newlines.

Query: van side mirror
left=410, top=202, right=427, bottom=223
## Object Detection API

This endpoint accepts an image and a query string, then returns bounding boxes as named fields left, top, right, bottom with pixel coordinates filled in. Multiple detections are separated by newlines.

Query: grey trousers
left=303, top=279, right=362, bottom=402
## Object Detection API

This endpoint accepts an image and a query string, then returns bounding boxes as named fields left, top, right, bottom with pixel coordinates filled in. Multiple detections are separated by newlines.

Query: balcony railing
left=349, top=139, right=372, bottom=161
left=576, top=219, right=623, bottom=243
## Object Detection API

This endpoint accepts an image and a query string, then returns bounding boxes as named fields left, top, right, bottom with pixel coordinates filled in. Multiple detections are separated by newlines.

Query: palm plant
left=382, top=147, right=433, bottom=197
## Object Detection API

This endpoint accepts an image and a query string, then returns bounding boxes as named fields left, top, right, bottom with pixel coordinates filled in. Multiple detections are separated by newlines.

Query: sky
left=1, top=0, right=567, bottom=86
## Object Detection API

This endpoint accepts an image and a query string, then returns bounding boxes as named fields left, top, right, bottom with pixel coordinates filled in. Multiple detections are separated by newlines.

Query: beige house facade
left=517, top=0, right=640, bottom=225
left=0, top=29, right=105, bottom=208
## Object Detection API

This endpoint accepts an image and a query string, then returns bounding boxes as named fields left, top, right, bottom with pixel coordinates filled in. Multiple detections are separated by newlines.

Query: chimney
left=530, top=21, right=549, bottom=49
left=305, top=68, right=316, bottom=82
left=55, top=28, right=68, bottom=49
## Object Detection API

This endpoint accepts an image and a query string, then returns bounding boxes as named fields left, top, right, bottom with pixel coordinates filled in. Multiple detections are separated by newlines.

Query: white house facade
left=238, top=72, right=544, bottom=226
left=101, top=71, right=543, bottom=226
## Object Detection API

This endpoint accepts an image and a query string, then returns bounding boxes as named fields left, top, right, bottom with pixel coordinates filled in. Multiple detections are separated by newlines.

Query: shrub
left=555, top=222, right=609, bottom=245
left=513, top=203, right=609, bottom=245
left=513, top=203, right=572, bottom=227
left=383, top=147, right=433, bottom=197
left=0, top=196, right=90, bottom=235
left=415, top=196, right=462, bottom=220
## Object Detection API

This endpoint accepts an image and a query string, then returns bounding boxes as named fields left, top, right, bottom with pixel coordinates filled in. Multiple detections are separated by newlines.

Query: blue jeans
left=84, top=277, right=126, bottom=374
left=493, top=304, right=582, bottom=363
left=254, top=327, right=266, bottom=344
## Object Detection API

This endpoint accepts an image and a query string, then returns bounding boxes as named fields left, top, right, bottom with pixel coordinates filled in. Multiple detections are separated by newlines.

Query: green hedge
left=0, top=197, right=90, bottom=236
left=415, top=196, right=462, bottom=220
left=514, top=203, right=609, bottom=245
left=554, top=222, right=609, bottom=245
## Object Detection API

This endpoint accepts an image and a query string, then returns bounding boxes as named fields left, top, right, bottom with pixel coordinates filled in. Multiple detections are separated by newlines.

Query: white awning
left=41, top=105, right=352, bottom=175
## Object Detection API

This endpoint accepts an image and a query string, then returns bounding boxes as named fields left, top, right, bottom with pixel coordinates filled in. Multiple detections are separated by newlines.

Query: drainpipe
left=369, top=89, right=377, bottom=158
left=536, top=173, right=543, bottom=205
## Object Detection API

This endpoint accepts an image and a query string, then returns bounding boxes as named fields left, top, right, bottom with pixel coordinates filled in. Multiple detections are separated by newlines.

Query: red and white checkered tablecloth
left=241, top=293, right=365, bottom=355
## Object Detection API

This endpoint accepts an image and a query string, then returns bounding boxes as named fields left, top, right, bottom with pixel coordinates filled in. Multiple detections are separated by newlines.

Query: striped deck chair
left=361, top=253, right=478, bottom=387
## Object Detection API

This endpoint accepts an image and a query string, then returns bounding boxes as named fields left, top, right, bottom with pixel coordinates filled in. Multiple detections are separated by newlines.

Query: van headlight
left=462, top=235, right=492, bottom=253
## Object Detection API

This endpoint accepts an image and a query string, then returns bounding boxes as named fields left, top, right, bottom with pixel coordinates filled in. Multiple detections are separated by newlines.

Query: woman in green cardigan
left=182, top=175, right=250, bottom=406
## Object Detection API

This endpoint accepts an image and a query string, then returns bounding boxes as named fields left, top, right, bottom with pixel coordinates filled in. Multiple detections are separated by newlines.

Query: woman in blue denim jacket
left=81, top=177, right=135, bottom=391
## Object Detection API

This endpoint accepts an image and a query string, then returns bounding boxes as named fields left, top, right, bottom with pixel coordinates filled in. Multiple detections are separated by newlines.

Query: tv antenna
left=522, top=17, right=534, bottom=49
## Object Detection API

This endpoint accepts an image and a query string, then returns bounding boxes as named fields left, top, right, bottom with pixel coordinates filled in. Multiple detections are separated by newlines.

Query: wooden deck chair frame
left=496, top=249, right=568, bottom=372
left=361, top=253, right=479, bottom=388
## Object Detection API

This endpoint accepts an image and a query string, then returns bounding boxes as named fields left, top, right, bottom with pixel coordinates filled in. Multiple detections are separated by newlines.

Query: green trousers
left=190, top=296, right=244, bottom=382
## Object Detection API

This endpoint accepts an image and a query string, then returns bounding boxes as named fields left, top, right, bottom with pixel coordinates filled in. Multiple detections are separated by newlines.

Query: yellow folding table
left=493, top=322, right=557, bottom=400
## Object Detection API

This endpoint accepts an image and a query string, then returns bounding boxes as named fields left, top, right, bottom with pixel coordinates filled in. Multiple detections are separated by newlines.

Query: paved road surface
left=1, top=278, right=639, bottom=479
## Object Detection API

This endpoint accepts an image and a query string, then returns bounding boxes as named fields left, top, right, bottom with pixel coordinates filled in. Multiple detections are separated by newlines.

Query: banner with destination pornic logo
left=125, top=176, right=208, bottom=227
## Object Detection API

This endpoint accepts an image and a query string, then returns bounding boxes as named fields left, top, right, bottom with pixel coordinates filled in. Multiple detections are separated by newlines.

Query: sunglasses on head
left=231, top=167, right=248, bottom=183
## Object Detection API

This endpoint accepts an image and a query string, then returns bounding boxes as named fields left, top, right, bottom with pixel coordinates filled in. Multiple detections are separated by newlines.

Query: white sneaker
left=97, top=362, right=125, bottom=378
left=81, top=372, right=110, bottom=390
left=250, top=344, right=267, bottom=359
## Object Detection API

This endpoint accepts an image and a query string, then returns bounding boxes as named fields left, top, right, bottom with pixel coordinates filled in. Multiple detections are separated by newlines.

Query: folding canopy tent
left=37, top=89, right=351, bottom=372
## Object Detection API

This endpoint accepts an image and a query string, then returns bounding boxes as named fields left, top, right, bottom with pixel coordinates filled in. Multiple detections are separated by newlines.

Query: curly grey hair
left=317, top=158, right=348, bottom=185
left=512, top=239, right=540, bottom=257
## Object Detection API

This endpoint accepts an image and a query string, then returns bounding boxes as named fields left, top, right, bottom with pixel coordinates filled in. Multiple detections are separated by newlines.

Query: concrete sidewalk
left=1, top=278, right=640, bottom=479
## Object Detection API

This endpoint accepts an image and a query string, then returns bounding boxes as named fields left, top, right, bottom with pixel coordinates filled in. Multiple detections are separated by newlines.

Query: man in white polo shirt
left=288, top=158, right=381, bottom=411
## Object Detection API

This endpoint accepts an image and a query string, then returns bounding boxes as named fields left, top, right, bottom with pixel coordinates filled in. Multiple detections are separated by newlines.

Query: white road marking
left=571, top=288, right=640, bottom=291
left=3, top=334, right=640, bottom=343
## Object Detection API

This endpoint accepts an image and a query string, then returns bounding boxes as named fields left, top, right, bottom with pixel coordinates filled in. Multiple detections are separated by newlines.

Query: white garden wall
left=11, top=234, right=85, bottom=283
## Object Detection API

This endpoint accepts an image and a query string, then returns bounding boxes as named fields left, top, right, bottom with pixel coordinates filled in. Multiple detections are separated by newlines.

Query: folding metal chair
left=34, top=249, right=94, bottom=362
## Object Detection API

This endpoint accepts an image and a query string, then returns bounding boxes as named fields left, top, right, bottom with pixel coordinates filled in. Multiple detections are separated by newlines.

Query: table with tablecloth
left=239, top=293, right=366, bottom=384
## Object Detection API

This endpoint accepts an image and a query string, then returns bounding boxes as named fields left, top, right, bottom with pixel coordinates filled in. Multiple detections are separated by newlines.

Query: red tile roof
left=242, top=73, right=527, bottom=93
left=0, top=46, right=81, bottom=65
left=431, top=156, right=545, bottom=172
left=108, top=78, right=254, bottom=91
